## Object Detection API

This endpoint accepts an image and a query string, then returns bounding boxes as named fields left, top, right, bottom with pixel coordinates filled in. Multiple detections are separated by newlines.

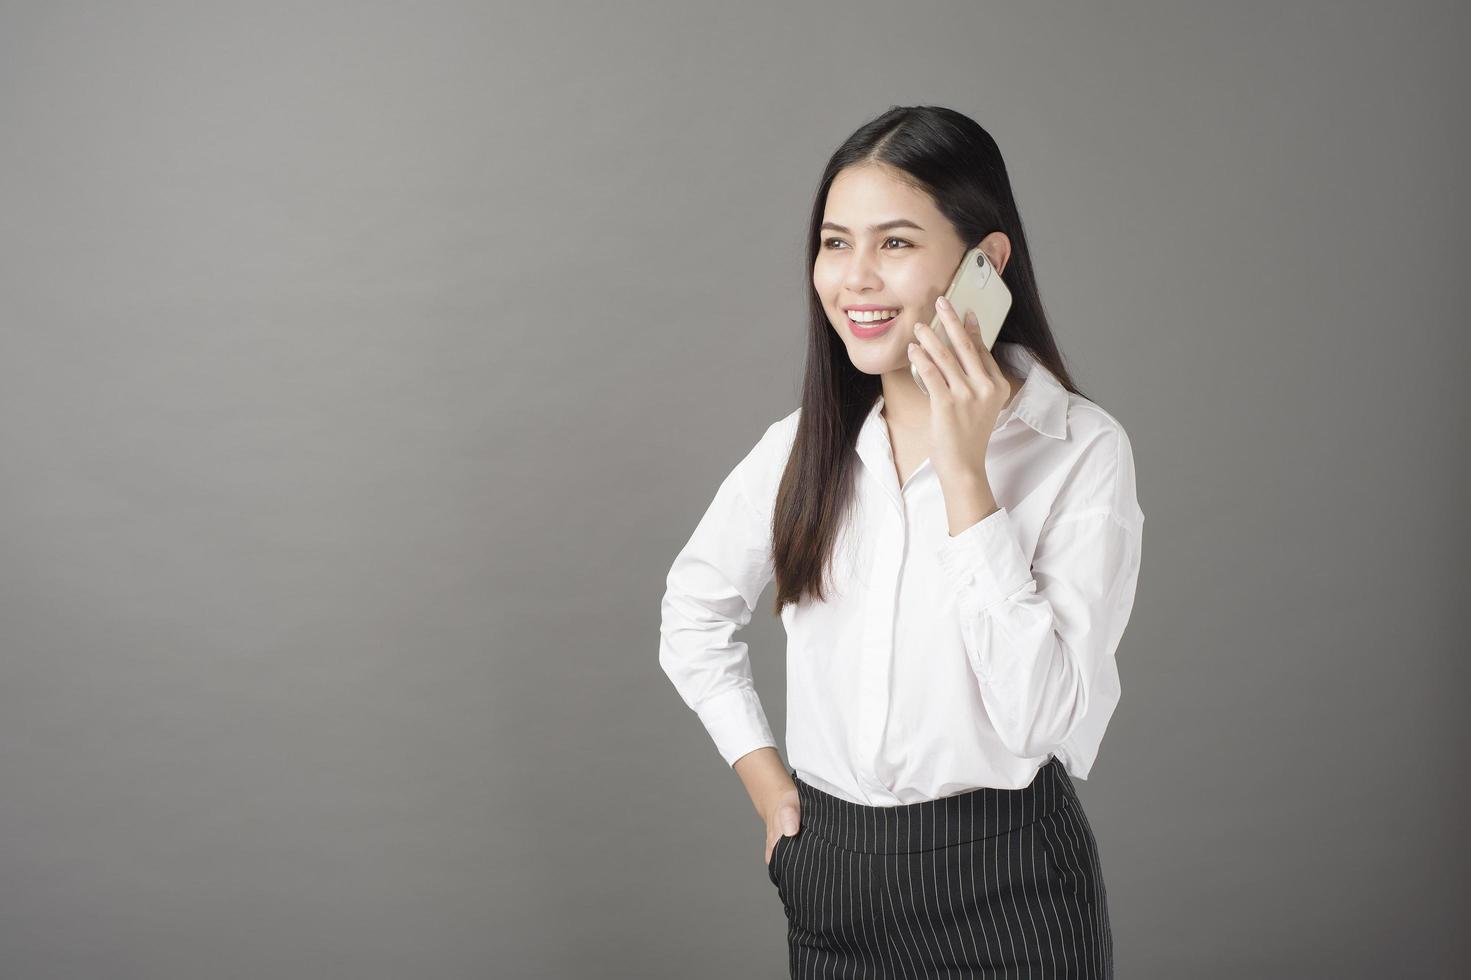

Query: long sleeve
left=658, top=440, right=779, bottom=768
left=935, top=428, right=1144, bottom=769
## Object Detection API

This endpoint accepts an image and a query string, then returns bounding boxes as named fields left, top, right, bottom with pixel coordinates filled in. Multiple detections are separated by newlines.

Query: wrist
left=733, top=746, right=792, bottom=815
left=940, top=472, right=997, bottom=536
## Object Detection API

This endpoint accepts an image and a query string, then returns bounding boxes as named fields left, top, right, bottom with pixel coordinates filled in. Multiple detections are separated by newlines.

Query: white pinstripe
left=1061, top=800, right=1099, bottom=977
left=816, top=798, right=831, bottom=976
left=1034, top=786, right=1065, bottom=977
left=952, top=793, right=982, bottom=978
left=849, top=804, right=879, bottom=977
left=1080, top=799, right=1114, bottom=971
left=842, top=805, right=858, bottom=978
left=817, top=794, right=829, bottom=977
left=828, top=790, right=849, bottom=975
left=1032, top=771, right=1065, bottom=975
left=1047, top=800, right=1082, bottom=971
left=1046, top=799, right=1088, bottom=973
left=1017, top=788, right=1042, bottom=978
left=818, top=796, right=833, bottom=976
left=1053, top=800, right=1095, bottom=965
left=888, top=800, right=923, bottom=971
left=1059, top=796, right=1110, bottom=976
left=931, top=800, right=961, bottom=976
left=860, top=807, right=880, bottom=979
left=911, top=799, right=942, bottom=975
left=994, top=791, right=1020, bottom=970
left=829, top=794, right=853, bottom=971
left=800, top=800, right=823, bottom=977
left=906, top=803, right=943, bottom=973
left=968, top=790, right=998, bottom=972
left=884, top=806, right=917, bottom=976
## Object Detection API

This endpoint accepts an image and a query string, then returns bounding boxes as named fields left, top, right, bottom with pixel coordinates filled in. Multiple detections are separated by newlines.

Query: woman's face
left=813, top=163, right=973, bottom=378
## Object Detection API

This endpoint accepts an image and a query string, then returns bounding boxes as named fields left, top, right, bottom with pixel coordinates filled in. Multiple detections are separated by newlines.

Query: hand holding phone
left=912, top=246, right=1012, bottom=396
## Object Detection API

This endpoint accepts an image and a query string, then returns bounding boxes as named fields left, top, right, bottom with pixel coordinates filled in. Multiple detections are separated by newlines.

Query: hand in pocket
left=764, top=789, right=801, bottom=867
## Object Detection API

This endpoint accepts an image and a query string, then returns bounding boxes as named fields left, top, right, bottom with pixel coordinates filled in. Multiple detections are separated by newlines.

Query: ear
left=979, top=231, right=1012, bottom=276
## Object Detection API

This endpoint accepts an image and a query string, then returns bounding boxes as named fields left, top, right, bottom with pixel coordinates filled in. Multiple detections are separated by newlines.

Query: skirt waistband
left=790, top=757, right=1077, bottom=855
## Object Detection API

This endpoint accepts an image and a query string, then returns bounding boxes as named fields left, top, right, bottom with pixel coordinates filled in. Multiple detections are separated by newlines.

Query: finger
left=908, top=335, right=951, bottom=400
left=932, top=297, right=983, bottom=393
left=949, top=309, right=1004, bottom=394
left=930, top=296, right=965, bottom=360
left=918, top=309, right=969, bottom=397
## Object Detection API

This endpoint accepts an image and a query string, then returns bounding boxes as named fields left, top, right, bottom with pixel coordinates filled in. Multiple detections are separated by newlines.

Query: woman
left=659, top=104, right=1144, bottom=978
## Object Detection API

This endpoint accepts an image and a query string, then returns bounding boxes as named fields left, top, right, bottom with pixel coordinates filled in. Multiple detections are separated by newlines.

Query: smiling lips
left=846, top=307, right=900, bottom=339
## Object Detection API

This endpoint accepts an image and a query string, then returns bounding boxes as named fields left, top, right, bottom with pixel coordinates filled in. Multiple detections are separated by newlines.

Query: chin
left=847, top=353, right=899, bottom=376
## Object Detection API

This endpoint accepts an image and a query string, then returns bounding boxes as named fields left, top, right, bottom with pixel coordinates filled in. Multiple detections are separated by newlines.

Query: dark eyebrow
left=819, top=219, right=926, bottom=234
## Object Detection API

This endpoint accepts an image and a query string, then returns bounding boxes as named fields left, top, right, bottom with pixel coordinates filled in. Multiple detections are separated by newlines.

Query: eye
left=821, top=237, right=914, bottom=250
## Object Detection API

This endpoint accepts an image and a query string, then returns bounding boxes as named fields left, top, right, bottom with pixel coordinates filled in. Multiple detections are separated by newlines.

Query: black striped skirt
left=766, top=757, right=1112, bottom=978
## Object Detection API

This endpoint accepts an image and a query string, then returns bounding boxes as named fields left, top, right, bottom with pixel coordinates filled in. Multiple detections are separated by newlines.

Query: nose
left=841, top=248, right=883, bottom=294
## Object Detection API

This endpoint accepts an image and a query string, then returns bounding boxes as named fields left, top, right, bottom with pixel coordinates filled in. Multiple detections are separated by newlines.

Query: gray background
left=1, top=1, right=1466, bottom=977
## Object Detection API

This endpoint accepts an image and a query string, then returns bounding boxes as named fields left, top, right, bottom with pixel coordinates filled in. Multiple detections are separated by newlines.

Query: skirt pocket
left=1034, top=799, right=1098, bottom=909
left=767, top=832, right=788, bottom=887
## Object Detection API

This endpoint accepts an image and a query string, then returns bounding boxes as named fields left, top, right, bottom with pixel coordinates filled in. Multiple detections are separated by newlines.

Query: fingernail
left=936, top=296, right=950, bottom=308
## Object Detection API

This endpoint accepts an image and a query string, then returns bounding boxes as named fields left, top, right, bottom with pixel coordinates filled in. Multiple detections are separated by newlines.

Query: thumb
left=781, top=806, right=799, bottom=836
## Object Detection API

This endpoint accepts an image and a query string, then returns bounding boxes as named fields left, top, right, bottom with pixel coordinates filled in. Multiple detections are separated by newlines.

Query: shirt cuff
left=694, top=687, right=778, bottom=767
left=936, top=506, right=1035, bottom=622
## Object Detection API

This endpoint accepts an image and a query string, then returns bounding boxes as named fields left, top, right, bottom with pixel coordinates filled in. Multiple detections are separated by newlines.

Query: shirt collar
left=991, top=341, right=1070, bottom=440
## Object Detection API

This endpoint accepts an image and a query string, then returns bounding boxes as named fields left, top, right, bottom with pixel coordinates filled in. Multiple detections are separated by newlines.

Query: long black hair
left=771, top=104, right=1086, bottom=614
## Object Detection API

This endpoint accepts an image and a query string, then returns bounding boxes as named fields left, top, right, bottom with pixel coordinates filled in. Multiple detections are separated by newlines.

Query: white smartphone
left=912, top=246, right=1012, bottom=396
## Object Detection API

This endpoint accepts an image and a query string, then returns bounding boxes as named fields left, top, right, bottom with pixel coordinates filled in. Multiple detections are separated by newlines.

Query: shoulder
left=764, top=406, right=802, bottom=450
left=750, top=405, right=801, bottom=473
left=731, top=406, right=800, bottom=516
left=1052, top=395, right=1144, bottom=526
left=1063, top=395, right=1137, bottom=461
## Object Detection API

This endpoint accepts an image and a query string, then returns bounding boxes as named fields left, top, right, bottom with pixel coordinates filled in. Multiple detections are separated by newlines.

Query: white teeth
left=848, top=309, right=900, bottom=322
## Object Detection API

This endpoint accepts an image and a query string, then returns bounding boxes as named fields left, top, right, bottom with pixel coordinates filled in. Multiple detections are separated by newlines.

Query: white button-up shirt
left=659, top=342, right=1145, bottom=804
